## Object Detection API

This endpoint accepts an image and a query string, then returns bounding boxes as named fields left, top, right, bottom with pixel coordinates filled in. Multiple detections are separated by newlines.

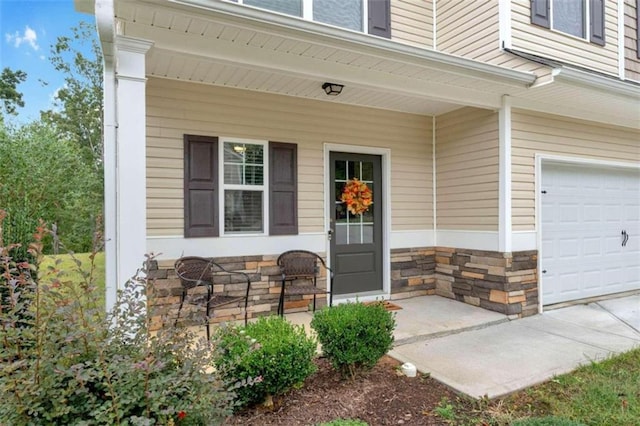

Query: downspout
left=95, top=0, right=118, bottom=312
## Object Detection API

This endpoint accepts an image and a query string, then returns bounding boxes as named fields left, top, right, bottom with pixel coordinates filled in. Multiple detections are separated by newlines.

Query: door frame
left=535, top=154, right=640, bottom=313
left=324, top=143, right=391, bottom=302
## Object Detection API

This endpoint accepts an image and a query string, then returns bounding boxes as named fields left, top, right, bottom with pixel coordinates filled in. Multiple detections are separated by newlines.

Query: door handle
left=327, top=229, right=333, bottom=241
left=621, top=230, right=629, bottom=247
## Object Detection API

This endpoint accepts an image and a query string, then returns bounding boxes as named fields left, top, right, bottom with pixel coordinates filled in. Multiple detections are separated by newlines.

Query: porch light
left=322, top=82, right=344, bottom=96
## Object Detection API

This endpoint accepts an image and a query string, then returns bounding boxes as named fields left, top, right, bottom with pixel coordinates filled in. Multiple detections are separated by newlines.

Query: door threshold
left=333, top=291, right=388, bottom=304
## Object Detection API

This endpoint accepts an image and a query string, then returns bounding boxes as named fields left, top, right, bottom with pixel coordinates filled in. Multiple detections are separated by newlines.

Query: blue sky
left=1, top=0, right=96, bottom=123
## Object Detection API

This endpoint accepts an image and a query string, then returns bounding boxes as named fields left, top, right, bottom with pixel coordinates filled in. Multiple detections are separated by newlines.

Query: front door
left=329, top=152, right=383, bottom=296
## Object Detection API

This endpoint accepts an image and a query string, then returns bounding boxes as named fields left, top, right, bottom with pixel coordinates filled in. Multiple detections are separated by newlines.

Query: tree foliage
left=0, top=67, right=27, bottom=117
left=0, top=122, right=101, bottom=254
left=41, top=22, right=103, bottom=171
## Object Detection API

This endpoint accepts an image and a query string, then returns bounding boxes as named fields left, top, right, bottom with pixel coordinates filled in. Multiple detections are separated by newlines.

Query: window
left=531, top=0, right=605, bottom=46
left=229, top=0, right=390, bottom=38
left=183, top=135, right=298, bottom=238
left=222, top=140, right=266, bottom=234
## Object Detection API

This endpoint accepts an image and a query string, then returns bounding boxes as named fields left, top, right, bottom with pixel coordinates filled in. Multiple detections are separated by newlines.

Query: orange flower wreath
left=341, top=178, right=373, bottom=215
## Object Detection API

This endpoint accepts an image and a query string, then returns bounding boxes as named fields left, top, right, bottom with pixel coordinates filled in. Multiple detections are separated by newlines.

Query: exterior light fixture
left=322, top=82, right=344, bottom=96
left=233, top=145, right=246, bottom=153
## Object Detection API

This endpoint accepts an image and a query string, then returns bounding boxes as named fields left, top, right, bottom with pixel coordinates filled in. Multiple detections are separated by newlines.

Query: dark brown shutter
left=368, top=0, right=391, bottom=38
left=269, top=142, right=297, bottom=235
left=184, top=135, right=218, bottom=237
left=589, top=0, right=605, bottom=46
left=531, top=0, right=550, bottom=28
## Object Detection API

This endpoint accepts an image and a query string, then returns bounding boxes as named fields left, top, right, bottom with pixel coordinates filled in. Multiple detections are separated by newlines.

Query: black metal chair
left=174, top=256, right=251, bottom=340
left=276, top=250, right=333, bottom=316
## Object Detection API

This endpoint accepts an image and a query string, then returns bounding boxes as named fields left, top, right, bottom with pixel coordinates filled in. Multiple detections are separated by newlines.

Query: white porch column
left=108, top=36, right=153, bottom=309
left=498, top=95, right=512, bottom=253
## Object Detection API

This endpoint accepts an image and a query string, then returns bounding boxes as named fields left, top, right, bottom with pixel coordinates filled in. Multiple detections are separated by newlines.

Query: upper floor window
left=229, top=0, right=390, bottom=38
left=531, top=0, right=605, bottom=46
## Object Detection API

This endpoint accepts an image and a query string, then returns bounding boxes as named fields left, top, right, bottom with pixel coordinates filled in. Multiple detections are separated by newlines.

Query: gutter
left=163, top=0, right=536, bottom=87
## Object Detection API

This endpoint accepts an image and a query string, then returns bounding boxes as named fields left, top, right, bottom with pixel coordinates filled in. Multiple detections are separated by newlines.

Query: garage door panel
left=541, top=163, right=640, bottom=305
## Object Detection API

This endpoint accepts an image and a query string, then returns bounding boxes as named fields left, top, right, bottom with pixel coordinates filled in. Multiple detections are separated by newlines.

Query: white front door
left=541, top=162, right=640, bottom=305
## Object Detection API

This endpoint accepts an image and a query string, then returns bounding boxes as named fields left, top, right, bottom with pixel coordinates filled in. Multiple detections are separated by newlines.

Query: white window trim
left=550, top=0, right=590, bottom=41
left=233, top=0, right=369, bottom=34
left=219, top=137, right=269, bottom=236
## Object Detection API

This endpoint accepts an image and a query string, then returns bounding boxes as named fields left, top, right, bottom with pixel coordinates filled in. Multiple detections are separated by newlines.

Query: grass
left=454, top=347, right=640, bottom=425
left=39, top=252, right=106, bottom=305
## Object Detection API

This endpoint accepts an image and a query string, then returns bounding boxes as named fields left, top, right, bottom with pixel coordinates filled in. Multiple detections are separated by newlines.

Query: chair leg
left=278, top=279, right=286, bottom=316
left=175, top=289, right=186, bottom=327
left=205, top=286, right=212, bottom=341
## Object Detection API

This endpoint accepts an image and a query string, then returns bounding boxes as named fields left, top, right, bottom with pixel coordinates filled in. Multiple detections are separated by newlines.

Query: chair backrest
left=277, top=250, right=320, bottom=280
left=174, top=256, right=214, bottom=289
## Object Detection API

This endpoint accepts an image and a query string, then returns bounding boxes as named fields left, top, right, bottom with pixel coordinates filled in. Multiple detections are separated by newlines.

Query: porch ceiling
left=114, top=0, right=536, bottom=116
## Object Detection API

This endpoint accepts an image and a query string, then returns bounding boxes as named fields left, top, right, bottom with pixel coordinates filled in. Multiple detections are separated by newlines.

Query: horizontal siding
left=146, top=78, right=433, bottom=236
left=391, top=0, right=433, bottom=48
left=436, top=0, right=550, bottom=76
left=511, top=0, right=619, bottom=76
left=511, top=110, right=640, bottom=231
left=435, top=107, right=499, bottom=231
left=624, top=0, right=640, bottom=81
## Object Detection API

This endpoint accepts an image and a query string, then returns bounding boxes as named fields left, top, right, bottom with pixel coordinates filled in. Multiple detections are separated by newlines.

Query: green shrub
left=214, top=315, right=317, bottom=409
left=317, top=419, right=368, bottom=426
left=0, top=217, right=236, bottom=425
left=310, top=301, right=396, bottom=379
left=512, top=416, right=586, bottom=426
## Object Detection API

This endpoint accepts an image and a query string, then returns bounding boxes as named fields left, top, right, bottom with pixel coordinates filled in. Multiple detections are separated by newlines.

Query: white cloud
left=5, top=25, right=39, bottom=51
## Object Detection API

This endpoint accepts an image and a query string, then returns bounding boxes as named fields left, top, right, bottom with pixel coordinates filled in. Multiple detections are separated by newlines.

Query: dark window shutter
left=269, top=142, right=297, bottom=235
left=368, top=0, right=391, bottom=38
left=589, top=0, right=605, bottom=46
left=531, top=0, right=550, bottom=28
left=184, top=135, right=218, bottom=237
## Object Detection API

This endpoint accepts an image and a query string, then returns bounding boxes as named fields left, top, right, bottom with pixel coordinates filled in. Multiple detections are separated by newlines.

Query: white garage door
left=541, top=162, right=640, bottom=305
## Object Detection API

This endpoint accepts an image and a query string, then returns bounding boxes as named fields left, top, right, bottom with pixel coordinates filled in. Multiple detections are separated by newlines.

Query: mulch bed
left=224, top=355, right=465, bottom=425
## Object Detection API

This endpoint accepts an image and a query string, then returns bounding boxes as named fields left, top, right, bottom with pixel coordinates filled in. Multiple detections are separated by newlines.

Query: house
left=78, top=0, right=640, bottom=325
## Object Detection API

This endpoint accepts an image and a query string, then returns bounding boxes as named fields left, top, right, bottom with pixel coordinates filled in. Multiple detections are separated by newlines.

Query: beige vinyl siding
left=435, top=107, right=499, bottom=231
left=146, top=78, right=433, bottom=236
left=511, top=110, right=640, bottom=231
left=435, top=0, right=550, bottom=76
left=391, top=0, right=433, bottom=48
left=511, top=0, right=619, bottom=76
left=624, top=0, right=640, bottom=81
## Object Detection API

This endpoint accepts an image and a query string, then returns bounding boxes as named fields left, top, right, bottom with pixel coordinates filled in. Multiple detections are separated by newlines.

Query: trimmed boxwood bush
left=310, top=301, right=396, bottom=379
left=213, top=315, right=317, bottom=409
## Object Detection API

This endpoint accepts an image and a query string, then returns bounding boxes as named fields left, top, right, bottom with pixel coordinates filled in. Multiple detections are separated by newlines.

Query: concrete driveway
left=390, top=293, right=640, bottom=398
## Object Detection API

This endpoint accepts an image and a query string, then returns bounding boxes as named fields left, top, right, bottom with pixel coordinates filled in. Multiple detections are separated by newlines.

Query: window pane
left=552, top=0, right=584, bottom=38
left=362, top=224, right=373, bottom=243
left=224, top=164, right=241, bottom=185
left=244, top=165, right=264, bottom=185
left=348, top=224, right=362, bottom=244
left=335, top=160, right=346, bottom=180
left=244, top=0, right=302, bottom=16
left=224, top=190, right=263, bottom=233
left=245, top=144, right=264, bottom=164
left=361, top=161, right=373, bottom=181
left=314, top=0, right=362, bottom=31
left=335, top=224, right=348, bottom=244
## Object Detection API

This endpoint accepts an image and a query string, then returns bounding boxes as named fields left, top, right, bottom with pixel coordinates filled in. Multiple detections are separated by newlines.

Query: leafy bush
left=0, top=216, right=236, bottom=425
left=512, top=417, right=586, bottom=426
left=310, top=301, right=395, bottom=379
left=214, top=315, right=317, bottom=409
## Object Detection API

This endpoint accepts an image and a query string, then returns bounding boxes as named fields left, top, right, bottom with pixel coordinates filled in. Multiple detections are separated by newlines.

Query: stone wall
left=434, top=248, right=538, bottom=317
left=147, top=248, right=439, bottom=330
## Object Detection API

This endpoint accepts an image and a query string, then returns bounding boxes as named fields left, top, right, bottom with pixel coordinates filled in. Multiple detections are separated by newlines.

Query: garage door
left=541, top=162, right=640, bottom=305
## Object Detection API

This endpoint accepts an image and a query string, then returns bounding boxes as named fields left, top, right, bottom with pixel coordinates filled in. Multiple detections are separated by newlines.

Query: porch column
left=108, top=36, right=153, bottom=310
left=498, top=95, right=512, bottom=253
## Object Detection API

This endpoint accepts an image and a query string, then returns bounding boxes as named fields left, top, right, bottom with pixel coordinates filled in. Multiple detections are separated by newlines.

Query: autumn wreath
left=341, top=178, right=373, bottom=215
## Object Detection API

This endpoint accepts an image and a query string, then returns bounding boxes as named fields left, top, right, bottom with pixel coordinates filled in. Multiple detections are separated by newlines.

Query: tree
left=40, top=22, right=103, bottom=171
left=0, top=67, right=27, bottom=117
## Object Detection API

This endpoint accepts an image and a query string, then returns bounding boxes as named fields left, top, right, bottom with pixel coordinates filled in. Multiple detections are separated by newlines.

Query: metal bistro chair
left=174, top=256, right=251, bottom=340
left=276, top=250, right=333, bottom=316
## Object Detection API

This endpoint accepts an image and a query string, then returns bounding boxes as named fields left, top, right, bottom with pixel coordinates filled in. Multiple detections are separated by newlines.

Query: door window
left=334, top=159, right=375, bottom=245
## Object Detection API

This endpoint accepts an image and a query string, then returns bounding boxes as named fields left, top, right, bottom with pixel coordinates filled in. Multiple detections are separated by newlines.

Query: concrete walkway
left=390, top=293, right=640, bottom=399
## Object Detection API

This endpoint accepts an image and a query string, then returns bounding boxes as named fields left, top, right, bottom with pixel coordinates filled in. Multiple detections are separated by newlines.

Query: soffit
left=114, top=0, right=535, bottom=115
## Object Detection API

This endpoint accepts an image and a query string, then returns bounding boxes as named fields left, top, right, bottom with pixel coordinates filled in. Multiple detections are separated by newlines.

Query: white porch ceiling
left=113, top=0, right=639, bottom=127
